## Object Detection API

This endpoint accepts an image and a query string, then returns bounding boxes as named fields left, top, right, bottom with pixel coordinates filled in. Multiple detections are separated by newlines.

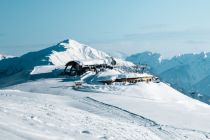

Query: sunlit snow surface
left=49, top=39, right=134, bottom=67
left=1, top=78, right=210, bottom=140
left=1, top=39, right=210, bottom=139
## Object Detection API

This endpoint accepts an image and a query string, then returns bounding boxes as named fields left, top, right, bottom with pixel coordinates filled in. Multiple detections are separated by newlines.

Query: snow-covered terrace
left=96, top=69, right=153, bottom=83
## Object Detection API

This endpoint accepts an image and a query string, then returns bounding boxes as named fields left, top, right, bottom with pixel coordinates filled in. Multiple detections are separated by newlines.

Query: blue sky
left=0, top=0, right=210, bottom=57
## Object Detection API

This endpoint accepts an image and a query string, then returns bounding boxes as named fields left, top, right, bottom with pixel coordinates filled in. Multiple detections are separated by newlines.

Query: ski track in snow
left=74, top=96, right=210, bottom=140
left=0, top=89, right=162, bottom=140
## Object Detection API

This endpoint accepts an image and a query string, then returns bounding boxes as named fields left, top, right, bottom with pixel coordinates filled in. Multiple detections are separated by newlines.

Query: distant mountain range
left=126, top=51, right=210, bottom=104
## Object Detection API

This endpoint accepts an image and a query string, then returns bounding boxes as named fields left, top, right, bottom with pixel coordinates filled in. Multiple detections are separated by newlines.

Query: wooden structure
left=64, top=60, right=113, bottom=76
left=98, top=75, right=154, bottom=85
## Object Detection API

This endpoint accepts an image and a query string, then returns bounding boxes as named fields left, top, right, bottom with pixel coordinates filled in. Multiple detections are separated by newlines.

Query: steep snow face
left=49, top=40, right=111, bottom=66
left=126, top=52, right=210, bottom=103
left=49, top=39, right=134, bottom=66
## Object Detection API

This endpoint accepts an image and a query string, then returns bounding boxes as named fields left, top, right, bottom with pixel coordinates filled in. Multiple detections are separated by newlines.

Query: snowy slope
left=49, top=39, right=109, bottom=66
left=1, top=39, right=210, bottom=139
left=126, top=51, right=210, bottom=103
left=0, top=89, right=161, bottom=140
left=1, top=78, right=210, bottom=140
left=91, top=82, right=210, bottom=131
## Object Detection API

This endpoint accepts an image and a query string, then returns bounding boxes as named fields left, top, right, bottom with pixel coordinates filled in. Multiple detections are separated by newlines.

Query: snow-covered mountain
left=0, top=39, right=133, bottom=86
left=0, top=39, right=133, bottom=73
left=1, top=39, right=210, bottom=139
left=126, top=52, right=210, bottom=104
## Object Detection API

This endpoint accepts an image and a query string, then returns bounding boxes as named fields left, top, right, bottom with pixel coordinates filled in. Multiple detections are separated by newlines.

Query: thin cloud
left=138, top=24, right=168, bottom=30
left=123, top=29, right=210, bottom=41
left=88, top=29, right=210, bottom=45
left=185, top=40, right=208, bottom=45
left=88, top=29, right=210, bottom=58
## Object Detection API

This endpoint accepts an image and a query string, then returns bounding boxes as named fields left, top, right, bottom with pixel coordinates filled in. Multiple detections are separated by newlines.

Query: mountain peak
left=59, top=39, right=81, bottom=46
left=60, top=39, right=71, bottom=44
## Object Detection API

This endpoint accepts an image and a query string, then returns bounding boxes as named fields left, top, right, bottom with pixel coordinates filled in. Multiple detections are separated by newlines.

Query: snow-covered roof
left=96, top=69, right=153, bottom=81
left=70, top=59, right=108, bottom=66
